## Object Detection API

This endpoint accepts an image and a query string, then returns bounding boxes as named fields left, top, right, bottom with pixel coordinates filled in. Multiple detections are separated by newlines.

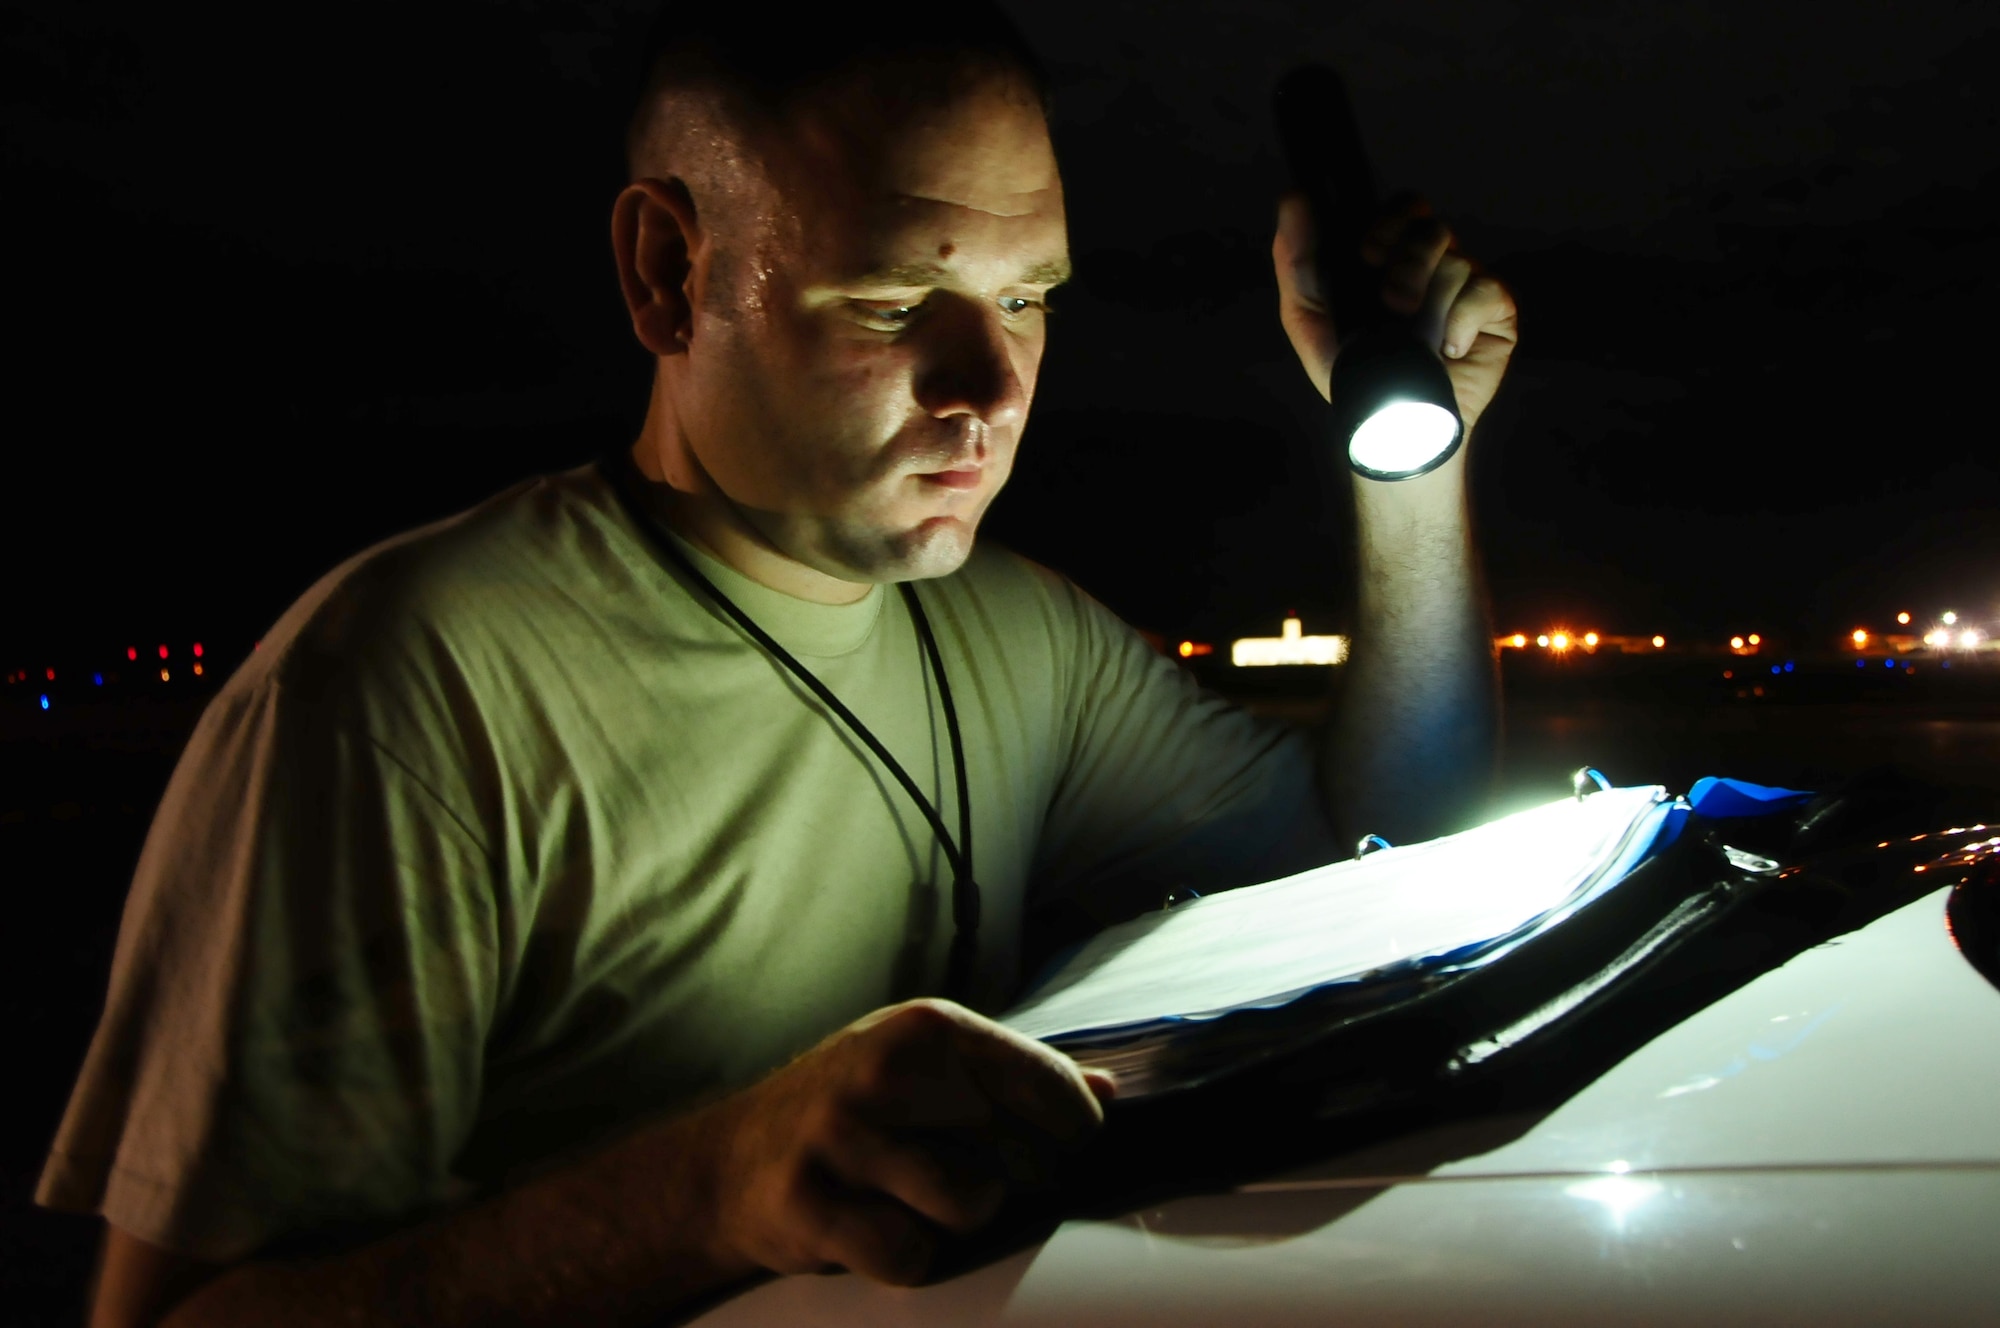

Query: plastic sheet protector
left=1003, top=785, right=1677, bottom=1047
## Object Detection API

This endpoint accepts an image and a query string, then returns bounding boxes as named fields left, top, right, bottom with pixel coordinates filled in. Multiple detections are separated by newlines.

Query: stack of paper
left=1001, top=786, right=1679, bottom=1096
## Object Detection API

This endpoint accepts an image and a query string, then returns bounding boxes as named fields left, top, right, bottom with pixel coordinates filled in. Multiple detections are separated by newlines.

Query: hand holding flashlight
left=1271, top=65, right=1518, bottom=478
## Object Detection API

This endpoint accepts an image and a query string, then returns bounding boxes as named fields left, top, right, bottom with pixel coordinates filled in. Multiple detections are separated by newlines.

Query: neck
left=630, top=373, right=873, bottom=606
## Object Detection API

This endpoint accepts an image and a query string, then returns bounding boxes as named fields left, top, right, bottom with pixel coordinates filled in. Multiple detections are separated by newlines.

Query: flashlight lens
left=1348, top=400, right=1459, bottom=476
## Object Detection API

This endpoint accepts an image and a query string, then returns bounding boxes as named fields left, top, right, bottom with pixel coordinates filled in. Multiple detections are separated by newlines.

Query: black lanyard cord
left=599, top=455, right=981, bottom=997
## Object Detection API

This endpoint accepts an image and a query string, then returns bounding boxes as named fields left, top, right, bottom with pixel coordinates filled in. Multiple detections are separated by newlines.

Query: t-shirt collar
left=663, top=529, right=886, bottom=659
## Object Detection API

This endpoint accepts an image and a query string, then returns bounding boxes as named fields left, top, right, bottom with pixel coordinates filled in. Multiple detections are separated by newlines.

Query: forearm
left=162, top=1105, right=757, bottom=1328
left=1322, top=448, right=1497, bottom=844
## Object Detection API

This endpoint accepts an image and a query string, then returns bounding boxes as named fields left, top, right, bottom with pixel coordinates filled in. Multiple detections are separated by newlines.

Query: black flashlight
left=1274, top=64, right=1464, bottom=482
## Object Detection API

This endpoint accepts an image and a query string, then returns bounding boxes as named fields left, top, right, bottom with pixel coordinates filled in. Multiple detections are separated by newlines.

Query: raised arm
left=1273, top=192, right=1519, bottom=844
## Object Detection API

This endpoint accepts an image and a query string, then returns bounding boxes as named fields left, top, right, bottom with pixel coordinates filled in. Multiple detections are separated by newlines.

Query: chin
left=888, top=516, right=978, bottom=581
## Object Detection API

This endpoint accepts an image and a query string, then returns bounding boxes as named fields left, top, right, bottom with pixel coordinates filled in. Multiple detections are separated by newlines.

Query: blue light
left=39, top=695, right=50, bottom=710
left=1885, top=659, right=1896, bottom=669
left=1770, top=664, right=1781, bottom=675
left=1783, top=661, right=1794, bottom=673
left=1856, top=659, right=1866, bottom=669
left=93, top=673, right=103, bottom=686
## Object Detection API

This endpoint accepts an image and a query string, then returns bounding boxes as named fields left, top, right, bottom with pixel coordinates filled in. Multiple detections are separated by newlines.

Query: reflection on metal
left=1572, top=766, right=1612, bottom=800
left=1564, top=1172, right=1664, bottom=1228
left=1722, top=845, right=1782, bottom=875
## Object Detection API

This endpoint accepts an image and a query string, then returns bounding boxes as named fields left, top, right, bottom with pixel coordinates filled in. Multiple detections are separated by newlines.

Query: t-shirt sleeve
left=34, top=666, right=501, bottom=1262
left=1030, top=571, right=1344, bottom=926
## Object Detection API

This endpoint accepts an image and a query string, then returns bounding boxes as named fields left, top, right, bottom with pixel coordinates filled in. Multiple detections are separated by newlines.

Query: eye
left=999, top=296, right=1045, bottom=318
left=856, top=300, right=926, bottom=330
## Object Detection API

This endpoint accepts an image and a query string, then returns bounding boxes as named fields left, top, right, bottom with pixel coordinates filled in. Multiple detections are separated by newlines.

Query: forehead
left=777, top=72, right=1066, bottom=276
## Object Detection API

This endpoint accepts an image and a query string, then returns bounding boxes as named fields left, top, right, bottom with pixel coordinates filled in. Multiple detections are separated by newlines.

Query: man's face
left=676, top=71, right=1068, bottom=585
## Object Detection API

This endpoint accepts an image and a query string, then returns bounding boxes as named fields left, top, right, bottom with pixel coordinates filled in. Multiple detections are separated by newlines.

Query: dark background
left=6, top=0, right=1998, bottom=656
left=6, top=2, right=2000, bottom=1322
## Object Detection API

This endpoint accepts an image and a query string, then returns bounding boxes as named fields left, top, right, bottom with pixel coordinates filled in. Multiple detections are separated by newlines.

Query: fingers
left=1440, top=270, right=1518, bottom=362
left=1273, top=191, right=1325, bottom=310
left=801, top=1168, right=940, bottom=1286
left=1377, top=215, right=1452, bottom=320
left=953, top=1015, right=1108, bottom=1147
left=727, top=1000, right=1116, bottom=1287
left=1274, top=193, right=1339, bottom=401
left=1416, top=251, right=1474, bottom=354
left=822, top=1118, right=1006, bottom=1235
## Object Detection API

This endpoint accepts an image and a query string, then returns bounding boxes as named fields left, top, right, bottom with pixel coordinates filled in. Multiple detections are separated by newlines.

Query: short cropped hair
left=624, top=2, right=1052, bottom=174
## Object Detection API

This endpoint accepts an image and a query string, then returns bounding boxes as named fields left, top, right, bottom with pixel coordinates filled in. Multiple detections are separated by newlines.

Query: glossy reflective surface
left=693, top=882, right=2000, bottom=1327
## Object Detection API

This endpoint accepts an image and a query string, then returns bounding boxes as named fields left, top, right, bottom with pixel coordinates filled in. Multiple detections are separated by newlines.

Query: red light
left=158, top=645, right=169, bottom=659
left=45, top=668, right=56, bottom=681
left=193, top=642, right=204, bottom=658
left=127, top=647, right=138, bottom=661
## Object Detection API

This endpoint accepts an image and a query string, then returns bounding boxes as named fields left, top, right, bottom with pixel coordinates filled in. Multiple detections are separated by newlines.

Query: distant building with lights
left=1232, top=616, right=1349, bottom=667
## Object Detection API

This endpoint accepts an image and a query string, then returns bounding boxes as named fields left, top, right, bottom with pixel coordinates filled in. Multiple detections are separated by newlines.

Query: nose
left=912, top=297, right=1032, bottom=431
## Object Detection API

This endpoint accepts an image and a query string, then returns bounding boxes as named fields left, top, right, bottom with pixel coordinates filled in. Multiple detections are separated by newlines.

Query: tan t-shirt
left=36, top=461, right=1338, bottom=1260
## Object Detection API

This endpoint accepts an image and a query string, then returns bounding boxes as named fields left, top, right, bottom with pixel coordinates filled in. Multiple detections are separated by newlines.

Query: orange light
left=160, top=668, right=170, bottom=682
left=1652, top=635, right=1666, bottom=648
left=1582, top=632, right=1599, bottom=648
left=1179, top=641, right=1194, bottom=658
left=1730, top=636, right=1745, bottom=650
left=1897, top=611, right=1911, bottom=625
left=1747, top=633, right=1761, bottom=646
left=1550, top=632, right=1571, bottom=651
left=1852, top=629, right=1869, bottom=647
left=1723, top=669, right=1733, bottom=679
left=1511, top=633, right=1527, bottom=648
left=193, top=663, right=205, bottom=677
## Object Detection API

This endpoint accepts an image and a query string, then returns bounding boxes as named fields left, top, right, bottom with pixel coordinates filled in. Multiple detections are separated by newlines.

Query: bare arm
left=95, top=999, right=1110, bottom=1328
left=1273, top=193, right=1517, bottom=844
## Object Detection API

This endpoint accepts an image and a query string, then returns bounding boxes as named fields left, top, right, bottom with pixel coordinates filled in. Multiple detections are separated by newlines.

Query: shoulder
left=219, top=464, right=638, bottom=742
left=929, top=540, right=1127, bottom=645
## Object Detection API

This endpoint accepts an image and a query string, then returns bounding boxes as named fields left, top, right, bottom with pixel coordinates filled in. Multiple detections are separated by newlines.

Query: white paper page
left=1002, top=786, right=1666, bottom=1044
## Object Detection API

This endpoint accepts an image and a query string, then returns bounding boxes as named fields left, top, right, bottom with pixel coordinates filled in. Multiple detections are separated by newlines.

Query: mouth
left=917, top=467, right=985, bottom=491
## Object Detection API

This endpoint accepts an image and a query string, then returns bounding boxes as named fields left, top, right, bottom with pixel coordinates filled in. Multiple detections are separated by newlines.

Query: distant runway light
left=1652, top=635, right=1666, bottom=648
left=1536, top=634, right=1550, bottom=648
left=1943, top=611, right=1959, bottom=626
left=1852, top=629, right=1869, bottom=647
left=1897, top=611, right=1911, bottom=625
left=1747, top=633, right=1762, bottom=646
left=1730, top=636, right=1745, bottom=650
left=1583, top=632, right=1599, bottom=648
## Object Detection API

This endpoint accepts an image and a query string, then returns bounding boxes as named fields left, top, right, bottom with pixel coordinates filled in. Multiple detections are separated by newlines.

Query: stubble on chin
left=820, top=513, right=978, bottom=585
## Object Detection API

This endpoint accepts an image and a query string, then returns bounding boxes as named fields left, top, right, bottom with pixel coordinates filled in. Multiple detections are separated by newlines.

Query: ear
left=612, top=177, right=703, bottom=357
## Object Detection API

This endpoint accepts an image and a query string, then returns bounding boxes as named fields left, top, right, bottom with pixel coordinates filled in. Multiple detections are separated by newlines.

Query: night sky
left=5, top=0, right=1998, bottom=661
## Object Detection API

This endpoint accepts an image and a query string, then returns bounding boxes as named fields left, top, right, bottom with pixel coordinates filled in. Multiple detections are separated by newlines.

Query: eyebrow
left=853, top=256, right=1073, bottom=288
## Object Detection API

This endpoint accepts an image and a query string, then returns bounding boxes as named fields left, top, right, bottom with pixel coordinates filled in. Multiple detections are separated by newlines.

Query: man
left=43, top=6, right=1516, bottom=1325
